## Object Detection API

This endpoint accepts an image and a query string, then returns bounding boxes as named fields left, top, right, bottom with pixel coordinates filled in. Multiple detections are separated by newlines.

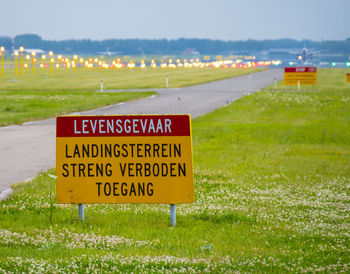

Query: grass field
left=0, top=91, right=154, bottom=127
left=0, top=67, right=263, bottom=91
left=0, top=67, right=262, bottom=127
left=0, top=68, right=349, bottom=272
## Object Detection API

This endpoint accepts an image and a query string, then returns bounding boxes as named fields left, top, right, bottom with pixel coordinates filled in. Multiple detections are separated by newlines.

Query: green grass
left=0, top=68, right=349, bottom=272
left=0, top=67, right=263, bottom=91
left=0, top=91, right=154, bottom=126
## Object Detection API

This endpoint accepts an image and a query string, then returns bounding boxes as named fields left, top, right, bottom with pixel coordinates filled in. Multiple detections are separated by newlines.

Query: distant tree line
left=0, top=34, right=349, bottom=55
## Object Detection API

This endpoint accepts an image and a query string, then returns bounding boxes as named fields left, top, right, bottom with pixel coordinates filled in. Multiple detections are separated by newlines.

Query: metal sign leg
left=170, top=204, right=176, bottom=227
left=79, top=203, right=85, bottom=221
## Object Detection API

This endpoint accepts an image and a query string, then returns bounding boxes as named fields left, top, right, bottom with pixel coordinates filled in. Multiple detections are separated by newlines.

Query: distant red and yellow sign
left=346, top=73, right=350, bottom=83
left=284, top=67, right=317, bottom=85
left=56, top=115, right=194, bottom=204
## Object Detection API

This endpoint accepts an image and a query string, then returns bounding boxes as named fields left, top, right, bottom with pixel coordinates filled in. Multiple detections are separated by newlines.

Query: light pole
left=50, top=58, right=54, bottom=75
left=49, top=51, right=53, bottom=75
left=73, top=55, right=78, bottom=72
left=79, top=58, right=84, bottom=71
left=94, top=58, right=98, bottom=71
left=14, top=50, right=19, bottom=75
left=32, top=51, right=36, bottom=75
left=57, top=55, right=62, bottom=72
left=65, top=58, right=69, bottom=70
left=1, top=46, right=5, bottom=78
left=20, top=47, right=24, bottom=76
left=41, top=54, right=46, bottom=73
left=25, top=54, right=30, bottom=73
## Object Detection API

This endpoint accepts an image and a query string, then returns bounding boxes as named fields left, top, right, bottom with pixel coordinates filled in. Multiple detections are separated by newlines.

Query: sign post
left=346, top=73, right=350, bottom=83
left=56, top=115, right=194, bottom=226
left=284, top=67, right=317, bottom=88
left=78, top=203, right=84, bottom=220
left=170, top=204, right=176, bottom=227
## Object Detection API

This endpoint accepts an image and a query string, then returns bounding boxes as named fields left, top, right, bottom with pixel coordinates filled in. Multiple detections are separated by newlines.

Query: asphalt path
left=0, top=69, right=283, bottom=194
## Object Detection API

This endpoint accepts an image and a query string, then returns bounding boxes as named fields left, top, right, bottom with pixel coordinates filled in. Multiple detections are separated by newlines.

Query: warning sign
left=56, top=115, right=194, bottom=204
left=284, top=67, right=317, bottom=85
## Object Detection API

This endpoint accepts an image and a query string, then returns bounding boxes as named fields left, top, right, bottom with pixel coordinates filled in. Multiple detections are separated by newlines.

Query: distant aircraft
left=289, top=47, right=320, bottom=62
left=182, top=48, right=200, bottom=56
left=97, top=48, right=120, bottom=56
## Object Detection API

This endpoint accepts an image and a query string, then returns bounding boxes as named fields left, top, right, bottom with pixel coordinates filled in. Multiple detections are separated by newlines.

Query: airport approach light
left=127, top=61, right=135, bottom=69
left=0, top=50, right=279, bottom=76
left=14, top=50, right=19, bottom=75
left=73, top=55, right=78, bottom=71
left=41, top=55, right=46, bottom=71
left=20, top=46, right=24, bottom=76
left=50, top=58, right=55, bottom=75
left=41, top=54, right=46, bottom=71
left=57, top=55, right=62, bottom=71
left=0, top=46, right=4, bottom=78
left=32, top=52, right=36, bottom=75
left=140, top=60, right=146, bottom=69
left=80, top=58, right=84, bottom=70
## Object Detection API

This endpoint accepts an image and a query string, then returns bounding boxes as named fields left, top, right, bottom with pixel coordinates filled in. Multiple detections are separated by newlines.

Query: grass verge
left=0, top=91, right=154, bottom=126
left=0, top=67, right=263, bottom=91
left=0, top=68, right=349, bottom=272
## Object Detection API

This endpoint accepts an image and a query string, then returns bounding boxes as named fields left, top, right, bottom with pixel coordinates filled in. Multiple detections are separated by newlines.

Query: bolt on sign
left=284, top=67, right=317, bottom=85
left=56, top=115, right=194, bottom=204
left=346, top=73, right=350, bottom=83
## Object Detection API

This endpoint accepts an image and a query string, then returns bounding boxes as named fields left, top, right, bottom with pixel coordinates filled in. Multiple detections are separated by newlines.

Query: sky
left=1, top=0, right=349, bottom=41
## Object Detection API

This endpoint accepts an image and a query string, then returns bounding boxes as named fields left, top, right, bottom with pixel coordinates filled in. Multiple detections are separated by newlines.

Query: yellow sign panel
left=284, top=67, right=317, bottom=85
left=346, top=73, right=350, bottom=83
left=56, top=115, right=194, bottom=204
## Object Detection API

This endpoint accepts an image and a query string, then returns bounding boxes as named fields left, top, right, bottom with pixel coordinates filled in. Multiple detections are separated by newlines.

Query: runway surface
left=0, top=69, right=283, bottom=192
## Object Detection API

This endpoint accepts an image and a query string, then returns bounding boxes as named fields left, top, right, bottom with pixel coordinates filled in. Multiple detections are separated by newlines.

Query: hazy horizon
left=1, top=0, right=349, bottom=42
left=6, top=34, right=350, bottom=43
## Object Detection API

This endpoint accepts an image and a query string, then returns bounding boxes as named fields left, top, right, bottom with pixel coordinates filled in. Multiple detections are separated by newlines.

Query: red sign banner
left=284, top=67, right=317, bottom=73
left=57, top=115, right=191, bottom=137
